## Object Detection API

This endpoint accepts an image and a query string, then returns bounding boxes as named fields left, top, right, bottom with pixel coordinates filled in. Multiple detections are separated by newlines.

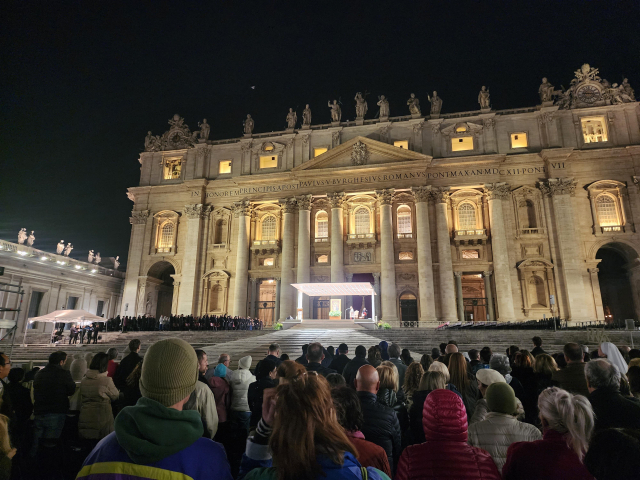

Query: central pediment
left=292, top=136, right=432, bottom=172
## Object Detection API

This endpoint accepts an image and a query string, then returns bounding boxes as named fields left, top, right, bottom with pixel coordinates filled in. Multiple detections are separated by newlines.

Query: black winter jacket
left=589, top=387, right=640, bottom=431
left=113, top=352, right=141, bottom=390
left=33, top=364, right=76, bottom=415
left=328, top=354, right=351, bottom=375
left=247, top=377, right=277, bottom=428
left=305, top=362, right=336, bottom=378
left=342, top=356, right=369, bottom=388
left=357, top=391, right=402, bottom=473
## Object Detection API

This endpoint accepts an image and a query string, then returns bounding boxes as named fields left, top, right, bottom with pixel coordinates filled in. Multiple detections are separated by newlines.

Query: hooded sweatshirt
left=77, top=397, right=232, bottom=480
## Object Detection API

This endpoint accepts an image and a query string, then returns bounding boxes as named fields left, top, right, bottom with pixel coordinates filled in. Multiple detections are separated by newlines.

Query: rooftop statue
left=63, top=243, right=73, bottom=257
left=88, top=250, right=95, bottom=263
left=113, top=256, right=120, bottom=271
left=538, top=77, right=558, bottom=103
left=95, top=252, right=101, bottom=264
left=622, top=78, right=636, bottom=101
left=56, top=240, right=65, bottom=255
left=198, top=119, right=210, bottom=140
left=377, top=95, right=390, bottom=118
left=27, top=231, right=35, bottom=247
left=478, top=86, right=490, bottom=109
left=244, top=114, right=254, bottom=135
left=302, top=104, right=312, bottom=126
left=428, top=91, right=443, bottom=115
left=286, top=108, right=297, bottom=129
left=407, top=93, right=421, bottom=115
left=328, top=100, right=342, bottom=122
left=17, top=228, right=27, bottom=245
left=354, top=92, right=368, bottom=118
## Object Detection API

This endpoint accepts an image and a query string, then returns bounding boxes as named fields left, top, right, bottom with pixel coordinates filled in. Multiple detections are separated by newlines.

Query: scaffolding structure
left=0, top=282, right=25, bottom=360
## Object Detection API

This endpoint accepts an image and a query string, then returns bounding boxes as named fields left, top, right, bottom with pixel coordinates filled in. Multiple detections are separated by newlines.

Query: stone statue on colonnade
left=27, top=231, right=35, bottom=247
left=328, top=100, right=342, bottom=122
left=538, top=77, right=557, bottom=103
left=354, top=92, right=368, bottom=118
left=113, top=256, right=120, bottom=270
left=377, top=95, right=390, bottom=118
left=198, top=119, right=210, bottom=140
left=17, top=228, right=27, bottom=245
left=407, top=93, right=421, bottom=115
left=244, top=114, right=254, bottom=135
left=286, top=108, right=297, bottom=129
left=56, top=240, right=65, bottom=254
left=428, top=91, right=442, bottom=115
left=88, top=250, right=95, bottom=263
left=478, top=86, right=491, bottom=109
left=63, top=243, right=73, bottom=256
left=302, top=104, right=312, bottom=126
left=94, top=252, right=101, bottom=264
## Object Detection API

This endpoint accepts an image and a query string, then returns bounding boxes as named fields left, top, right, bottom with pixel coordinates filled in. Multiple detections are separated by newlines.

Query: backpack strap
left=361, top=466, right=368, bottom=480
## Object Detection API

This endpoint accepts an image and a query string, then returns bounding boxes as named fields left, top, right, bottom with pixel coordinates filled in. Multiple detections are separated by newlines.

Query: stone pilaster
left=587, top=267, right=605, bottom=321
left=296, top=195, right=312, bottom=318
left=249, top=278, right=258, bottom=318
left=454, top=272, right=464, bottom=321
left=373, top=273, right=381, bottom=321
left=278, top=198, right=297, bottom=321
left=121, top=210, right=150, bottom=316
left=232, top=201, right=252, bottom=317
left=432, top=187, right=458, bottom=321
left=538, top=178, right=589, bottom=321
left=411, top=186, right=437, bottom=323
left=482, top=271, right=495, bottom=321
left=177, top=204, right=211, bottom=315
left=274, top=277, right=281, bottom=322
left=484, top=183, right=516, bottom=321
left=376, top=189, right=398, bottom=323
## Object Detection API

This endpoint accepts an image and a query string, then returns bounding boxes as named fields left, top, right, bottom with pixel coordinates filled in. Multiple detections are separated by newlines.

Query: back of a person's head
left=468, top=349, right=479, bottom=361
left=439, top=342, right=447, bottom=355
left=420, top=353, right=433, bottom=372
left=89, top=352, right=109, bottom=373
left=7, top=368, right=24, bottom=384
left=627, top=366, right=640, bottom=394
left=404, top=362, right=424, bottom=393
left=564, top=342, right=583, bottom=362
left=586, top=359, right=620, bottom=391
left=377, top=365, right=398, bottom=392
left=354, top=345, right=366, bottom=357
left=514, top=350, right=534, bottom=368
left=532, top=336, right=542, bottom=347
left=448, top=352, right=469, bottom=392
left=538, top=387, right=594, bottom=460
left=629, top=349, right=640, bottom=360
left=584, top=428, right=640, bottom=479
left=276, top=360, right=307, bottom=383
left=480, top=346, right=492, bottom=363
left=367, top=345, right=382, bottom=364
left=128, top=339, right=141, bottom=353
left=255, top=359, right=276, bottom=380
left=280, top=353, right=289, bottom=361
left=428, top=361, right=450, bottom=383
left=485, top=382, right=517, bottom=415
left=338, top=343, right=348, bottom=354
left=272, top=373, right=355, bottom=480
left=490, top=354, right=511, bottom=376
left=217, top=353, right=230, bottom=364
left=445, top=343, right=458, bottom=354
left=419, top=371, right=446, bottom=391
left=107, top=347, right=118, bottom=361
left=431, top=348, right=440, bottom=359
left=448, top=340, right=458, bottom=347
left=327, top=346, right=335, bottom=356
left=269, top=343, right=280, bottom=354
left=423, top=389, right=468, bottom=441
left=355, top=365, right=379, bottom=392
left=401, top=349, right=413, bottom=363
left=48, top=351, right=67, bottom=365
left=534, top=354, right=558, bottom=376
left=325, top=373, right=346, bottom=388
left=306, top=342, right=323, bottom=363
left=388, top=343, right=401, bottom=358
left=301, top=344, right=309, bottom=354
left=331, top=386, right=363, bottom=432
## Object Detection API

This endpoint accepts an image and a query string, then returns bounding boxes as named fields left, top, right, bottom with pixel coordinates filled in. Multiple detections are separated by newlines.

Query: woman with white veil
left=599, top=342, right=628, bottom=373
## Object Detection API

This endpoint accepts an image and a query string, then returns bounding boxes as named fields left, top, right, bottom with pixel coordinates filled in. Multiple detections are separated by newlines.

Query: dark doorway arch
left=148, top=261, right=175, bottom=318
left=596, top=245, right=636, bottom=325
left=399, top=291, right=418, bottom=327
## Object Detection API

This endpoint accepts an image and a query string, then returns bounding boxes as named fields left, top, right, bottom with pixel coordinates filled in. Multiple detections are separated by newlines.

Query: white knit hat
left=238, top=355, right=252, bottom=370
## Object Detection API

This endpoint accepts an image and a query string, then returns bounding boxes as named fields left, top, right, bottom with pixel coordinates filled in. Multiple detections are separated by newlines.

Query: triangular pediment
left=292, top=136, right=432, bottom=172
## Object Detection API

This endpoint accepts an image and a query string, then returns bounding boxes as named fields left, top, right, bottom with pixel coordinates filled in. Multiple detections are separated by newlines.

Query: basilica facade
left=122, top=64, right=640, bottom=326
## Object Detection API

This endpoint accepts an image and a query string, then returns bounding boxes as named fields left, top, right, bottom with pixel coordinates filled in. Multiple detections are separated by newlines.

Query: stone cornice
left=539, top=148, right=575, bottom=163
left=129, top=210, right=150, bottom=225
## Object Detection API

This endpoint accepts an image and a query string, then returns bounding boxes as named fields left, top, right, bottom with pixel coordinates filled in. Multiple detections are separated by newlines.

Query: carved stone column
left=177, top=204, right=211, bottom=315
left=345, top=273, right=354, bottom=316
left=376, top=189, right=399, bottom=323
left=249, top=278, right=258, bottom=318
left=274, top=277, right=281, bottom=322
left=373, top=272, right=381, bottom=321
left=411, top=186, right=437, bottom=323
left=328, top=193, right=346, bottom=284
left=482, top=271, right=495, bottom=321
left=296, top=195, right=312, bottom=318
left=454, top=272, right=464, bottom=321
left=232, top=201, right=252, bottom=317
left=432, top=188, right=458, bottom=321
left=587, top=267, right=605, bottom=321
left=484, top=183, right=516, bottom=321
left=538, top=178, right=589, bottom=322
left=121, top=210, right=150, bottom=317
left=278, top=198, right=297, bottom=321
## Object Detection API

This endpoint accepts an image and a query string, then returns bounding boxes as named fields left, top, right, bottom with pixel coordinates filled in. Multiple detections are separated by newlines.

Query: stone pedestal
left=376, top=189, right=398, bottom=322
left=232, top=201, right=251, bottom=317
left=356, top=118, right=364, bottom=126
left=412, top=187, right=437, bottom=322
left=296, top=195, right=312, bottom=318
left=433, top=188, right=458, bottom=321
left=278, top=199, right=296, bottom=321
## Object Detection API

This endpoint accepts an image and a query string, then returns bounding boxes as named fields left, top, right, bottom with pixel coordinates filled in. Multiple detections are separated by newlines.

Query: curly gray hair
left=585, top=358, right=620, bottom=391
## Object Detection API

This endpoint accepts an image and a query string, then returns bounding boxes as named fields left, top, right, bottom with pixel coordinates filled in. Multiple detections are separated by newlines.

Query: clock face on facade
left=576, top=84, right=601, bottom=104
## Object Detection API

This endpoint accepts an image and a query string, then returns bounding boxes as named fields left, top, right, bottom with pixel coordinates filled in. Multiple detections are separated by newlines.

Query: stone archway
left=147, top=261, right=176, bottom=318
left=595, top=242, right=640, bottom=325
left=399, top=291, right=418, bottom=326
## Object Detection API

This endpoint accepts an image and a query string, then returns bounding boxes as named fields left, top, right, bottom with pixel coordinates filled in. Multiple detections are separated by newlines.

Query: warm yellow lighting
left=263, top=258, right=274, bottom=266
left=264, top=144, right=274, bottom=151
left=314, top=147, right=328, bottom=157
left=510, top=132, right=528, bottom=148
left=399, top=252, right=414, bottom=260
left=393, top=140, right=409, bottom=149
left=163, top=158, right=182, bottom=180
left=219, top=160, right=232, bottom=174
left=317, top=254, right=329, bottom=263
left=260, top=155, right=277, bottom=169
left=451, top=137, right=474, bottom=152
left=456, top=126, right=467, bottom=133
left=582, top=117, right=608, bottom=143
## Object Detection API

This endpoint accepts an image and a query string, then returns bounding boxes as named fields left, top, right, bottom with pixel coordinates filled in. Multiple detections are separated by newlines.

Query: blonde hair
left=377, top=365, right=399, bottom=392
left=419, top=371, right=446, bottom=391
left=534, top=354, right=559, bottom=376
left=277, top=360, right=307, bottom=384
left=538, top=387, right=594, bottom=460
left=403, top=362, right=425, bottom=397
left=428, top=361, right=450, bottom=383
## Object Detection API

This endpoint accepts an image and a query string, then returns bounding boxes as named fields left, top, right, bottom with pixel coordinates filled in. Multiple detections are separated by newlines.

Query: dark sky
left=1, top=0, right=639, bottom=269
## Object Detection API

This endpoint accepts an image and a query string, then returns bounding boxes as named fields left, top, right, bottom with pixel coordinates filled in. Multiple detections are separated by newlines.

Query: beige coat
left=78, top=370, right=119, bottom=439
left=469, top=397, right=525, bottom=424
left=468, top=412, right=542, bottom=471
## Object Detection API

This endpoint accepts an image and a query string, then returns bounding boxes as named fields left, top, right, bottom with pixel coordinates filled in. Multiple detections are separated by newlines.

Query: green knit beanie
left=485, top=382, right=517, bottom=415
left=139, top=338, right=198, bottom=407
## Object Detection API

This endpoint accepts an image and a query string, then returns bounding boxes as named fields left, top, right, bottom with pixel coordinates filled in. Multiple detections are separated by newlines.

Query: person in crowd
left=552, top=342, right=590, bottom=397
left=396, top=388, right=501, bottom=480
left=184, top=367, right=219, bottom=440
left=376, top=364, right=408, bottom=433
left=408, top=371, right=447, bottom=445
left=325, top=373, right=346, bottom=388
left=599, top=342, right=628, bottom=373
left=32, top=351, right=76, bottom=457
left=113, top=339, right=142, bottom=390
left=238, top=371, right=390, bottom=480
left=229, top=355, right=256, bottom=434
left=534, top=354, right=557, bottom=394
left=502, top=387, right=594, bottom=480
left=511, top=350, right=537, bottom=417
left=0, top=395, right=15, bottom=480
left=339, top=345, right=369, bottom=388
left=445, top=343, right=458, bottom=354
left=69, top=324, right=78, bottom=344
left=120, top=361, right=142, bottom=409
left=468, top=349, right=481, bottom=373
left=419, top=353, right=433, bottom=373
left=195, top=349, right=209, bottom=382
left=322, top=346, right=335, bottom=368
left=508, top=345, right=520, bottom=363
left=438, top=343, right=447, bottom=357
left=586, top=358, right=640, bottom=430
left=584, top=428, right=640, bottom=480
left=305, top=343, right=336, bottom=377
left=355, top=365, right=401, bottom=473
left=70, top=354, right=88, bottom=383
left=209, top=363, right=231, bottom=425
left=276, top=359, right=307, bottom=384
left=468, top=382, right=541, bottom=471
left=479, top=346, right=492, bottom=367
left=402, top=362, right=424, bottom=411
left=77, top=338, right=232, bottom=479
left=6, top=367, right=32, bottom=461
left=531, top=336, right=546, bottom=357
left=627, top=365, right=640, bottom=399
left=328, top=343, right=351, bottom=374
left=448, top=352, right=478, bottom=420
left=378, top=341, right=390, bottom=361
left=294, top=344, right=309, bottom=365
left=490, top=353, right=525, bottom=401
left=78, top=352, right=120, bottom=442
left=257, top=343, right=282, bottom=371
left=279, top=353, right=289, bottom=361
left=387, top=343, right=407, bottom=387
left=331, top=386, right=392, bottom=476
left=400, top=349, right=414, bottom=366
left=248, top=359, right=277, bottom=429
left=471, top=369, right=524, bottom=424
left=367, top=345, right=383, bottom=368
left=431, top=347, right=440, bottom=361
left=207, top=353, right=233, bottom=383
left=106, top=348, right=119, bottom=378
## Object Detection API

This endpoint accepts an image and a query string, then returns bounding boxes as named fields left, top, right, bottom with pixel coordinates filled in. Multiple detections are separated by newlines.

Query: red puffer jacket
left=395, top=389, right=501, bottom=480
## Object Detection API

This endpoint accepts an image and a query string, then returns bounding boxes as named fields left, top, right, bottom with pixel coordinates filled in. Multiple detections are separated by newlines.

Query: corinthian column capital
left=483, top=182, right=511, bottom=201
left=375, top=189, right=395, bottom=206
left=327, top=192, right=346, bottom=208
left=232, top=200, right=252, bottom=217
left=537, top=177, right=578, bottom=197
left=411, top=186, right=432, bottom=203
left=296, top=194, right=312, bottom=211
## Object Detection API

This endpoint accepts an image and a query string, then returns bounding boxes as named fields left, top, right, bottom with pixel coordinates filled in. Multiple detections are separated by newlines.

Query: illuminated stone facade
left=123, top=66, right=640, bottom=326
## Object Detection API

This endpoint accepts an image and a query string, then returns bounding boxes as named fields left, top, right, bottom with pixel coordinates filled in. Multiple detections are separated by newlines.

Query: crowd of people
left=105, top=314, right=264, bottom=333
left=2, top=334, right=640, bottom=478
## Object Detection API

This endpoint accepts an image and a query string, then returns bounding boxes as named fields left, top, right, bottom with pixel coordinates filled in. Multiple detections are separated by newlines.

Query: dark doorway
left=148, top=261, right=175, bottom=318
left=314, top=297, right=330, bottom=319
left=350, top=273, right=374, bottom=319
left=400, top=292, right=418, bottom=327
left=597, top=247, right=635, bottom=325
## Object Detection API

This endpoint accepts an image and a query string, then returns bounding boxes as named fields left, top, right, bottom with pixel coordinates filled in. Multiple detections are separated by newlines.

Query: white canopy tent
left=290, top=283, right=376, bottom=320
left=25, top=309, right=106, bottom=346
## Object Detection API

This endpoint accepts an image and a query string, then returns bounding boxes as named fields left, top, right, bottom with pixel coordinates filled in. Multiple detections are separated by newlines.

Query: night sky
left=1, top=1, right=639, bottom=269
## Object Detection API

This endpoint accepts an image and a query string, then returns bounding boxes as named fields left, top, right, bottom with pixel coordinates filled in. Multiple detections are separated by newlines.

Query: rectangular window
left=510, top=132, right=528, bottom=149
left=462, top=249, right=480, bottom=259
left=260, top=258, right=274, bottom=267
left=399, top=252, right=414, bottom=260
left=393, top=140, right=409, bottom=149
left=28, top=291, right=44, bottom=318
left=259, top=155, right=278, bottom=169
left=398, top=213, right=412, bottom=234
left=316, top=254, right=329, bottom=263
left=219, top=160, right=232, bottom=174
left=581, top=117, right=608, bottom=143
left=451, top=137, right=474, bottom=152
left=96, top=300, right=104, bottom=317
left=163, top=158, right=182, bottom=180
left=314, top=147, right=328, bottom=157
left=317, top=219, right=328, bottom=238
left=66, top=296, right=79, bottom=309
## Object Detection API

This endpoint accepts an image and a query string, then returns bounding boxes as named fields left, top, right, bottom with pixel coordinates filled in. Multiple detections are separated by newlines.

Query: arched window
left=354, top=207, right=370, bottom=234
left=261, top=216, right=277, bottom=240
left=595, top=194, right=619, bottom=226
left=157, top=222, right=175, bottom=253
left=458, top=203, right=477, bottom=230
left=316, top=211, right=328, bottom=238
left=397, top=205, right=412, bottom=236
